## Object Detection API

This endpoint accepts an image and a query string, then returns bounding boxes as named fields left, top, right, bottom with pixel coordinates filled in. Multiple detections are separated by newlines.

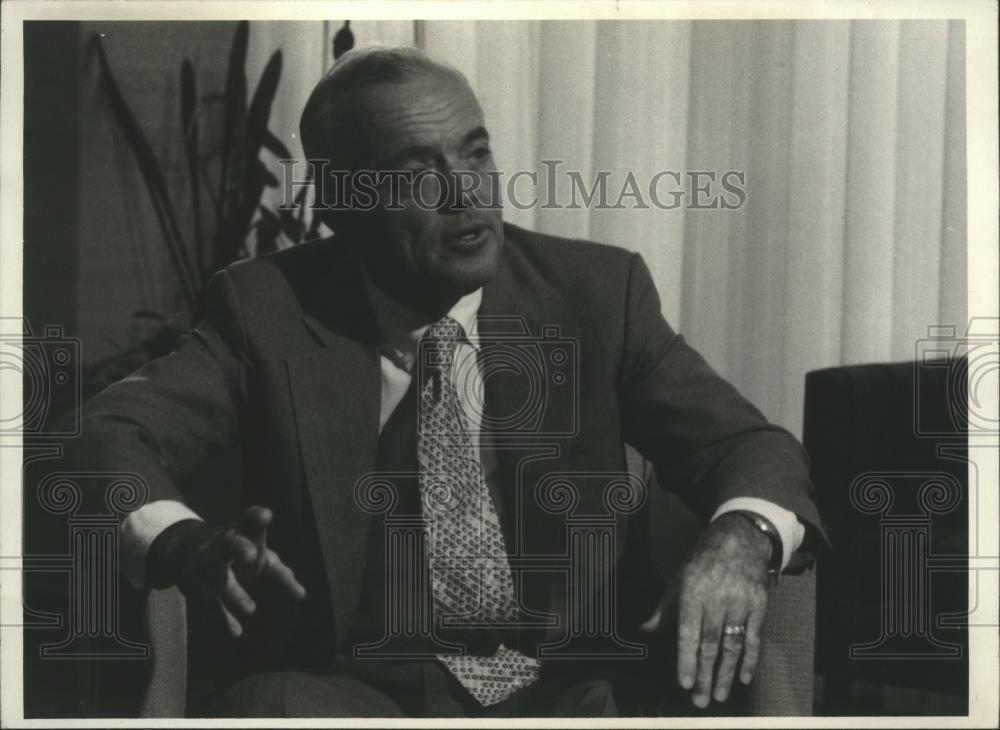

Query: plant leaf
left=305, top=214, right=325, bottom=242
left=278, top=206, right=305, bottom=243
left=333, top=21, right=354, bottom=61
left=262, top=170, right=280, bottom=189
left=213, top=50, right=283, bottom=268
left=212, top=44, right=283, bottom=271
left=245, top=50, right=283, bottom=152
left=294, top=180, right=309, bottom=226
left=254, top=205, right=282, bottom=255
left=93, top=35, right=198, bottom=310
left=217, top=21, right=248, bottom=224
left=262, top=129, right=292, bottom=160
left=180, top=58, right=205, bottom=282
left=216, top=167, right=266, bottom=269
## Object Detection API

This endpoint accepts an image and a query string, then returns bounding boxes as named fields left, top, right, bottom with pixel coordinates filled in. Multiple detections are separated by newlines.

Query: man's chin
left=437, top=265, right=499, bottom=299
left=437, top=233, right=502, bottom=291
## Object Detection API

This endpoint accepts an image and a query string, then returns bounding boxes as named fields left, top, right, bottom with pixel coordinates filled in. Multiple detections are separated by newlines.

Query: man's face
left=344, top=69, right=504, bottom=313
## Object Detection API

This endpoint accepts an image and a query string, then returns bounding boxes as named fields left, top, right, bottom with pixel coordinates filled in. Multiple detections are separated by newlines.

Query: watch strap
left=730, top=510, right=783, bottom=580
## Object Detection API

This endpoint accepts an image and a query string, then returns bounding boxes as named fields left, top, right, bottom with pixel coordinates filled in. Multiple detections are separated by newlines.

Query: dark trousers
left=206, top=656, right=619, bottom=718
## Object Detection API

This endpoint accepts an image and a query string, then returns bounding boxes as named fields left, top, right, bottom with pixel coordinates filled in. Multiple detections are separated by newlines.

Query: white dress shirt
left=120, top=278, right=804, bottom=587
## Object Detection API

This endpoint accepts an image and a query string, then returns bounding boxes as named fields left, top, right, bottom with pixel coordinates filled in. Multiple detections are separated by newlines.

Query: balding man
left=69, top=47, right=824, bottom=717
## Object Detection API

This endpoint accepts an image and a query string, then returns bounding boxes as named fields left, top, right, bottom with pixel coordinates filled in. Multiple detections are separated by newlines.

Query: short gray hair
left=299, top=46, right=462, bottom=170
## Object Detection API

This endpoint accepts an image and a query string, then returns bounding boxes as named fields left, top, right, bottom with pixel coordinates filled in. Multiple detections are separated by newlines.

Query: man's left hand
left=642, top=512, right=773, bottom=708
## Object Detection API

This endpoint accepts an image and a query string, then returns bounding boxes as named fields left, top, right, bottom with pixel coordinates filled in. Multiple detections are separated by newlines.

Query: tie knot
left=424, top=316, right=462, bottom=347
left=421, top=316, right=463, bottom=370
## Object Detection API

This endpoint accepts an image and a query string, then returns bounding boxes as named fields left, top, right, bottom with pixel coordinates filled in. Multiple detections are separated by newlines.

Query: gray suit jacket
left=66, top=222, right=825, bottom=672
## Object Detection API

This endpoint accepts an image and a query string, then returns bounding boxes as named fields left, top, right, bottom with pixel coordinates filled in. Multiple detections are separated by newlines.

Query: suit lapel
left=480, top=229, right=581, bottom=645
left=284, top=228, right=583, bottom=649
left=286, top=242, right=382, bottom=648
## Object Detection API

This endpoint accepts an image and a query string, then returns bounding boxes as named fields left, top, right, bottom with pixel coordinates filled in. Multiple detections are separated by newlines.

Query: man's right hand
left=146, top=506, right=307, bottom=638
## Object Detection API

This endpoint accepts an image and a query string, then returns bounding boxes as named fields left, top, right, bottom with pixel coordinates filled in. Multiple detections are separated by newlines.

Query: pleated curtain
left=251, top=19, right=966, bottom=437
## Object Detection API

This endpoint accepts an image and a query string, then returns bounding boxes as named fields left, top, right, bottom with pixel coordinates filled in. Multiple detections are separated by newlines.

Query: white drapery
left=251, top=19, right=966, bottom=436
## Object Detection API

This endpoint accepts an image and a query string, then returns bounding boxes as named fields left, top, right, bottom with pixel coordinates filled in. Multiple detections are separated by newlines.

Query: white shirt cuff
left=711, top=497, right=805, bottom=571
left=119, top=500, right=203, bottom=589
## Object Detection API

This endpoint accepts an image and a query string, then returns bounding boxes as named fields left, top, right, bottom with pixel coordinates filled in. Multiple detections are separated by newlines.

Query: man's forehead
left=350, top=71, right=486, bottom=158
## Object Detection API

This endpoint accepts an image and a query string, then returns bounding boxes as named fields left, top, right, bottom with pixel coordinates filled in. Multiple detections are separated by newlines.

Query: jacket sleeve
left=61, top=269, right=252, bottom=507
left=617, top=253, right=826, bottom=547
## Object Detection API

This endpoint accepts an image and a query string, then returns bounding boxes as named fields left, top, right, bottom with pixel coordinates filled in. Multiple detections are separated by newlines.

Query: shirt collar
left=363, top=268, right=482, bottom=373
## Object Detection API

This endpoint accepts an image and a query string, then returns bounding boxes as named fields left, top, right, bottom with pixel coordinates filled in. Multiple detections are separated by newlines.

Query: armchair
left=137, top=447, right=817, bottom=717
left=805, top=358, right=969, bottom=714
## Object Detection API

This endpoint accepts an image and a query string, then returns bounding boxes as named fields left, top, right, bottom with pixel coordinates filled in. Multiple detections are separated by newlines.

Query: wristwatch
left=731, top=510, right=783, bottom=582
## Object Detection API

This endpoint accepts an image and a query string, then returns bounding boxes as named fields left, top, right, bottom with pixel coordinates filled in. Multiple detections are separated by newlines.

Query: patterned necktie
left=416, top=316, right=541, bottom=706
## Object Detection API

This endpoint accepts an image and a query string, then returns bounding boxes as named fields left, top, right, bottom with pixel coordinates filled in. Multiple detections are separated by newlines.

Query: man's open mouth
left=445, top=224, right=489, bottom=246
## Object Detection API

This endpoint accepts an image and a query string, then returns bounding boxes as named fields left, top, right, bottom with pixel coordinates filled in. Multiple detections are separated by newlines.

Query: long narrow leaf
left=305, top=213, right=325, bottom=242
left=261, top=168, right=280, bottom=189
left=216, top=160, right=267, bottom=269
left=262, top=129, right=292, bottom=160
left=180, top=59, right=205, bottom=283
left=255, top=205, right=282, bottom=255
left=213, top=50, right=283, bottom=270
left=294, top=180, right=309, bottom=231
left=93, top=36, right=198, bottom=310
left=275, top=201, right=304, bottom=241
left=333, top=21, right=354, bottom=61
left=217, top=21, right=249, bottom=227
left=245, top=51, right=283, bottom=151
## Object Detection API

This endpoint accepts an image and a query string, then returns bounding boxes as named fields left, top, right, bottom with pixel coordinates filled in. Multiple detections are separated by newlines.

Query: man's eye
left=470, top=146, right=492, bottom=162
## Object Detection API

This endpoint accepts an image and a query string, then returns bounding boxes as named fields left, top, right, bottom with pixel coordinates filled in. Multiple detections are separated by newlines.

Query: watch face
left=729, top=510, right=782, bottom=574
left=739, top=512, right=783, bottom=574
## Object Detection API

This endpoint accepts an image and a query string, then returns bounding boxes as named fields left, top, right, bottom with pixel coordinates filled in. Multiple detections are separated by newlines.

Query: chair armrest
left=623, top=445, right=817, bottom=716
left=751, top=568, right=816, bottom=714
left=139, top=586, right=188, bottom=717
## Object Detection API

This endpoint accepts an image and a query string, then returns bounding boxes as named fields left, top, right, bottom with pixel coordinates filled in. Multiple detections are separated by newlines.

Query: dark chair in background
left=804, top=358, right=969, bottom=715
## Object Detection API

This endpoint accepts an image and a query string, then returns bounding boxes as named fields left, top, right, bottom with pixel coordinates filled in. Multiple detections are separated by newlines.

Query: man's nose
left=439, top=169, right=478, bottom=213
left=431, top=162, right=499, bottom=214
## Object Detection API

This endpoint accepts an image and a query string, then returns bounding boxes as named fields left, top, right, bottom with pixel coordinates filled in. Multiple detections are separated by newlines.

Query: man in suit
left=68, top=46, right=824, bottom=717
